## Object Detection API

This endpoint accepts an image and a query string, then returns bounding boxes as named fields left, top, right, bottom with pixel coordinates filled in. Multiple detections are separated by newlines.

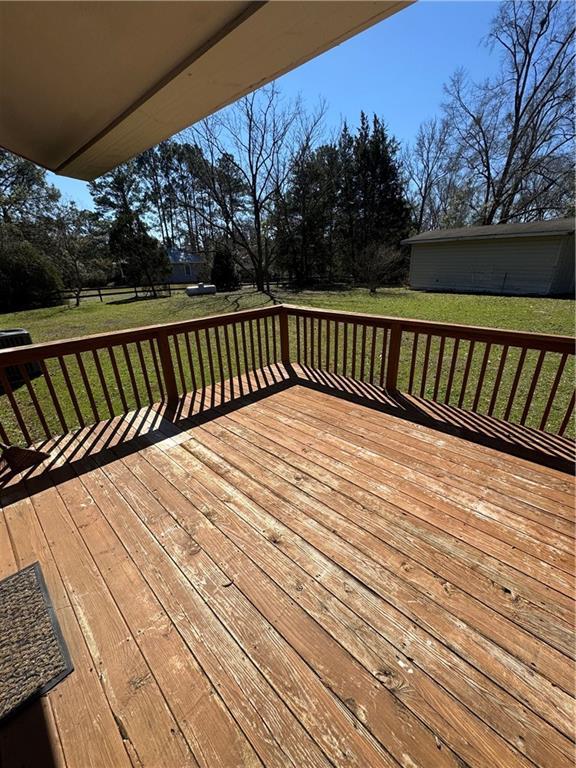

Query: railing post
left=279, top=307, right=291, bottom=365
left=156, top=331, right=178, bottom=407
left=385, top=322, right=402, bottom=391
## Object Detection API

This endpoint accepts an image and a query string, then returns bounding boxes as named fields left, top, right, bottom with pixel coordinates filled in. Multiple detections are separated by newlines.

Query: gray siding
left=550, top=234, right=575, bottom=295
left=170, top=262, right=201, bottom=284
left=409, top=236, right=566, bottom=296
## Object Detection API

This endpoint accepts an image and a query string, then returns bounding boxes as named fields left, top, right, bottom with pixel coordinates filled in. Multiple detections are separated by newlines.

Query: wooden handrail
left=0, top=305, right=282, bottom=366
left=283, top=304, right=575, bottom=438
left=279, top=308, right=291, bottom=365
left=282, top=304, right=575, bottom=353
left=156, top=333, right=179, bottom=407
left=0, top=304, right=571, bottom=366
left=0, top=305, right=284, bottom=446
left=385, top=324, right=402, bottom=391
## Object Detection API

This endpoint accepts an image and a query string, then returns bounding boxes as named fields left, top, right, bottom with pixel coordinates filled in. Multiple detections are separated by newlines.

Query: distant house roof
left=402, top=218, right=575, bottom=246
left=167, top=247, right=202, bottom=265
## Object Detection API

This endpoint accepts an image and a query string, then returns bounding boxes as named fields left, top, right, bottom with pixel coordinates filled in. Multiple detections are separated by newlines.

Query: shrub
left=0, top=239, right=63, bottom=311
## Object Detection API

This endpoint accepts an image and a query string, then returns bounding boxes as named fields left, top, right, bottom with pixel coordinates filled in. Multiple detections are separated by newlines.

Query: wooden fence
left=0, top=304, right=573, bottom=446
left=54, top=284, right=173, bottom=304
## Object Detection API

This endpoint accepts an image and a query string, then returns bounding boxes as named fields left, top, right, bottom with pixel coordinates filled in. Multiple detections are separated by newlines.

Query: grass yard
left=2, top=286, right=574, bottom=341
left=1, top=287, right=574, bottom=444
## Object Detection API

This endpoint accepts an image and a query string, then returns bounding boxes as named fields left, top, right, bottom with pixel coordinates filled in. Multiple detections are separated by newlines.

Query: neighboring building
left=167, top=247, right=203, bottom=284
left=403, top=218, right=575, bottom=296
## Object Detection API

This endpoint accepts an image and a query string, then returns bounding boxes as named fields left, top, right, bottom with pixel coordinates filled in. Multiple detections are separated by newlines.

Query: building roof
left=402, top=218, right=575, bottom=246
left=0, top=1, right=411, bottom=181
left=168, top=247, right=202, bottom=265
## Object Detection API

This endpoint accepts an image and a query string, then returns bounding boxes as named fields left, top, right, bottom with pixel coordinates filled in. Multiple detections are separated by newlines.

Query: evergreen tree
left=348, top=114, right=412, bottom=286
left=275, top=143, right=339, bottom=286
left=278, top=115, right=412, bottom=287
left=0, top=149, right=60, bottom=225
left=353, top=114, right=412, bottom=251
left=109, top=212, right=170, bottom=296
left=334, top=122, right=357, bottom=274
left=211, top=241, right=239, bottom=290
left=89, top=159, right=145, bottom=219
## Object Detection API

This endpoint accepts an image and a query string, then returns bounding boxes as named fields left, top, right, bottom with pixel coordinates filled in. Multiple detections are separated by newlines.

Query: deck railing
left=0, top=304, right=573, bottom=447
left=284, top=305, right=575, bottom=438
left=0, top=305, right=284, bottom=446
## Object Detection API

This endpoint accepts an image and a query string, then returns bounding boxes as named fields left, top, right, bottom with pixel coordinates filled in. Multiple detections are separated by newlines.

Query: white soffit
left=0, top=1, right=412, bottom=179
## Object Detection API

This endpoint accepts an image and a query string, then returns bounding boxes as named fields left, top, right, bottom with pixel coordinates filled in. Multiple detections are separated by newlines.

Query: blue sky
left=49, top=0, right=500, bottom=210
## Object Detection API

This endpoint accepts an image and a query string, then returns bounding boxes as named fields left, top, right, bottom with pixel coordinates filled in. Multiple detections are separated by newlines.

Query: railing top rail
left=0, top=302, right=573, bottom=368
left=283, top=304, right=576, bottom=352
left=0, top=304, right=281, bottom=366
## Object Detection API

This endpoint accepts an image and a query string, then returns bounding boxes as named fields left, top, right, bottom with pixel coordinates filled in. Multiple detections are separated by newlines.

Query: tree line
left=1, top=0, right=573, bottom=311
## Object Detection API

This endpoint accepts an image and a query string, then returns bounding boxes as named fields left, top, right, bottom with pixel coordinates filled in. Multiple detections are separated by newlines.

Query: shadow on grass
left=219, top=288, right=274, bottom=312
left=279, top=286, right=412, bottom=298
left=106, top=295, right=167, bottom=306
left=417, top=288, right=576, bottom=301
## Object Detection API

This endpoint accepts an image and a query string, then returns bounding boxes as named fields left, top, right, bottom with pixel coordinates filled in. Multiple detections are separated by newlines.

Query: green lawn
left=1, top=287, right=574, bottom=444
left=2, top=287, right=574, bottom=341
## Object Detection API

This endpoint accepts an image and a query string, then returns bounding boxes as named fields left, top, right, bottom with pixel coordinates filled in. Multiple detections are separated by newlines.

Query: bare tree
left=190, top=84, right=320, bottom=291
left=443, top=0, right=575, bottom=224
left=406, top=1, right=574, bottom=230
left=403, top=117, right=453, bottom=231
left=355, top=243, right=406, bottom=293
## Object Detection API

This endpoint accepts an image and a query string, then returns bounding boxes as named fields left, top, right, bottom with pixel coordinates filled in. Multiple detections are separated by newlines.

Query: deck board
left=235, top=401, right=574, bottom=579
left=190, top=415, right=573, bottom=735
left=196, top=413, right=574, bottom=674
left=217, top=406, right=575, bottom=626
left=1, top=385, right=574, bottom=768
left=278, top=388, right=575, bottom=526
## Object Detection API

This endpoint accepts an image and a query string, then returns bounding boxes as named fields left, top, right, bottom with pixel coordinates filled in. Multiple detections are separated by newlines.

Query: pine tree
left=211, top=241, right=239, bottom=290
left=334, top=122, right=357, bottom=274
left=109, top=212, right=170, bottom=296
left=354, top=113, right=412, bottom=252
left=275, top=143, right=339, bottom=286
left=339, top=114, right=412, bottom=286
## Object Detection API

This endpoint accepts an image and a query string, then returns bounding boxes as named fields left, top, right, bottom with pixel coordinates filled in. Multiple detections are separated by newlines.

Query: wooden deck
left=1, top=384, right=574, bottom=768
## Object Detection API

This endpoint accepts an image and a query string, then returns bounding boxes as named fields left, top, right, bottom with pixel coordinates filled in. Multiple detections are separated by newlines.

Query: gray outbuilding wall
left=404, top=219, right=575, bottom=297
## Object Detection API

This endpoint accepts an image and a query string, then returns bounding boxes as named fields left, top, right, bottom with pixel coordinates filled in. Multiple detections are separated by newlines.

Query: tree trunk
left=254, top=270, right=265, bottom=292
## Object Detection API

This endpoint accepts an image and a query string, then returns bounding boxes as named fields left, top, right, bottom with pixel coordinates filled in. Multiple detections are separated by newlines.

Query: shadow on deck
left=1, top=364, right=573, bottom=508
left=0, top=699, right=61, bottom=767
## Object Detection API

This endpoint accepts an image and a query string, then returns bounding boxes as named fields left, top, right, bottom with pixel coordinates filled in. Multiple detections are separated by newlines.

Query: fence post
left=385, top=322, right=402, bottom=391
left=156, top=331, right=178, bottom=408
left=279, top=307, right=291, bottom=366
